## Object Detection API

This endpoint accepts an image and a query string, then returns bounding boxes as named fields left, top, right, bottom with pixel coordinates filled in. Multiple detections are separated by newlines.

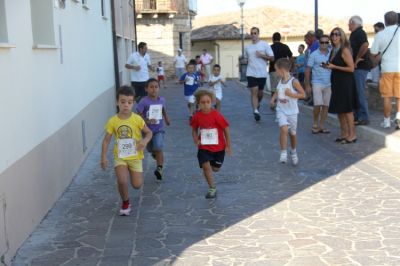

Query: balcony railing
left=135, top=0, right=177, bottom=13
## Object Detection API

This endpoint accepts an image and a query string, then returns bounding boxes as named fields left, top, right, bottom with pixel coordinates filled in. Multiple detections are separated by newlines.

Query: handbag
left=365, top=25, right=399, bottom=69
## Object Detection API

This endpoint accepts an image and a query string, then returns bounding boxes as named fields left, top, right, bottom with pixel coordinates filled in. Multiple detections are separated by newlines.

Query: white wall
left=0, top=0, right=115, bottom=263
left=0, top=0, right=114, bottom=174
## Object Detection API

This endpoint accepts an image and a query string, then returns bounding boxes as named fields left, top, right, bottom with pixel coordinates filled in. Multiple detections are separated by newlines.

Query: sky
left=196, top=0, right=399, bottom=24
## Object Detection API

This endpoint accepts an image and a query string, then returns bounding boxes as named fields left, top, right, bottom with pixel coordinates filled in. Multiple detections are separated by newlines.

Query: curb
left=235, top=80, right=400, bottom=153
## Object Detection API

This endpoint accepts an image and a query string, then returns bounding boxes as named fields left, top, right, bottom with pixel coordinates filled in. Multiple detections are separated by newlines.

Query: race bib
left=148, top=104, right=163, bottom=120
left=185, top=76, right=194, bottom=86
left=200, top=128, right=218, bottom=145
left=118, top=138, right=137, bottom=158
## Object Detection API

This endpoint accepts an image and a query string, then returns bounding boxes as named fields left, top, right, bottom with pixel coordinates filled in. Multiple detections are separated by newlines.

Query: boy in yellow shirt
left=101, top=86, right=153, bottom=216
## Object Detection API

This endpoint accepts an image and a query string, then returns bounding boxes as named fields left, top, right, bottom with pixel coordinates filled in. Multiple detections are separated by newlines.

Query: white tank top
left=276, top=77, right=299, bottom=115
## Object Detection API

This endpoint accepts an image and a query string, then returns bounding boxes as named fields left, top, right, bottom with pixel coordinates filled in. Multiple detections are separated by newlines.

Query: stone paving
left=12, top=80, right=400, bottom=266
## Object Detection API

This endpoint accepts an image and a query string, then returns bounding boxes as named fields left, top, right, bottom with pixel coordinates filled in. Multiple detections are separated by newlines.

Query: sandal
left=319, top=129, right=330, bottom=134
left=311, top=126, right=319, bottom=134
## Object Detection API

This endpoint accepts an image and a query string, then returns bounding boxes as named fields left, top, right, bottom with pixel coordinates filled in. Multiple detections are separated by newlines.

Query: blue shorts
left=146, top=132, right=165, bottom=152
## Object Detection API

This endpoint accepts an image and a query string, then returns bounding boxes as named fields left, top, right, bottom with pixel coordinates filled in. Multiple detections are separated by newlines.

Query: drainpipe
left=133, top=0, right=138, bottom=51
left=110, top=0, right=120, bottom=89
left=214, top=42, right=220, bottom=65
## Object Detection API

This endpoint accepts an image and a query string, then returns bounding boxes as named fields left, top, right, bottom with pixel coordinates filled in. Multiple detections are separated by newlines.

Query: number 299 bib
left=118, top=138, right=137, bottom=158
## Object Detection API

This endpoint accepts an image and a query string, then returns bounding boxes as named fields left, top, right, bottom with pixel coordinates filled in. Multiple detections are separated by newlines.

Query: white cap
left=177, top=48, right=182, bottom=52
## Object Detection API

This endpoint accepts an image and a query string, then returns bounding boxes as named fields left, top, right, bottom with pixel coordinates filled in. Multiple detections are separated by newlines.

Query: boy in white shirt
left=208, top=64, right=226, bottom=111
left=156, top=61, right=166, bottom=89
left=270, top=58, right=305, bottom=165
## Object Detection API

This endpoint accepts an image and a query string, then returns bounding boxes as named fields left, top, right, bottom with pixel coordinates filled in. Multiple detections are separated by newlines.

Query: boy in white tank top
left=270, top=58, right=305, bottom=165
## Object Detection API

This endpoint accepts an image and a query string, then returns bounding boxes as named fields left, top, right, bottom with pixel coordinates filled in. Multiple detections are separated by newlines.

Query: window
left=149, top=0, right=156, bottom=10
left=101, top=0, right=106, bottom=17
left=30, top=0, right=56, bottom=47
left=82, top=0, right=89, bottom=10
left=179, top=32, right=184, bottom=50
left=0, top=0, right=8, bottom=43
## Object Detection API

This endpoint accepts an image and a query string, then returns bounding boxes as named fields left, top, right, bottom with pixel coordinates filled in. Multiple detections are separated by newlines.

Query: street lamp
left=237, top=0, right=246, bottom=81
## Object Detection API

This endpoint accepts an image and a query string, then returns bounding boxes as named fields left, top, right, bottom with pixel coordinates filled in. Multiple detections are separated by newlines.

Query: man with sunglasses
left=349, top=15, right=370, bottom=125
left=304, top=35, right=332, bottom=134
left=243, top=27, right=274, bottom=122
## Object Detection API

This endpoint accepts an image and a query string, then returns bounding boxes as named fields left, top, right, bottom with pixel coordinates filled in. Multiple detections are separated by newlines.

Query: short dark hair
left=250, top=27, right=260, bottom=34
left=275, top=58, right=291, bottom=71
left=213, top=64, right=221, bottom=69
left=195, top=55, right=200, bottom=59
left=316, top=28, right=324, bottom=40
left=117, top=85, right=135, bottom=100
left=145, top=78, right=159, bottom=88
left=319, top=34, right=330, bottom=41
left=374, top=22, right=385, bottom=29
left=188, top=59, right=197, bottom=66
left=272, top=32, right=281, bottom=41
left=299, top=44, right=305, bottom=49
left=384, top=11, right=398, bottom=26
left=138, top=42, right=147, bottom=50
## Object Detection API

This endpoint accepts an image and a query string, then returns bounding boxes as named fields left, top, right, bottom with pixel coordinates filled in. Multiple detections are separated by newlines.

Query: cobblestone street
left=12, top=80, right=400, bottom=266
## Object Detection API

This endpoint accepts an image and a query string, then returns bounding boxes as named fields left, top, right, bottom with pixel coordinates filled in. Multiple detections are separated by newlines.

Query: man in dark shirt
left=349, top=15, right=370, bottom=125
left=269, top=32, right=293, bottom=97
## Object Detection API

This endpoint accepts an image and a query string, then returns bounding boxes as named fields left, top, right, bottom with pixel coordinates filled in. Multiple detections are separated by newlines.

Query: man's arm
left=355, top=42, right=369, bottom=66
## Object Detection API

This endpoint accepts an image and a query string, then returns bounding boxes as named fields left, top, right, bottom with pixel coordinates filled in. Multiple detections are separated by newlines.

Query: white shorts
left=215, top=91, right=222, bottom=101
left=185, top=95, right=195, bottom=104
left=277, top=112, right=298, bottom=135
left=312, top=84, right=331, bottom=106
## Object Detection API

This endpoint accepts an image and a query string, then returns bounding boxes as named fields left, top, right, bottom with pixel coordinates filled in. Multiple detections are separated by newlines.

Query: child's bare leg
left=154, top=150, right=164, bottom=166
left=201, top=161, right=215, bottom=188
left=216, top=99, right=221, bottom=111
left=289, top=133, right=297, bottom=150
left=115, top=166, right=130, bottom=201
left=129, top=170, right=143, bottom=189
left=280, top=125, right=288, bottom=151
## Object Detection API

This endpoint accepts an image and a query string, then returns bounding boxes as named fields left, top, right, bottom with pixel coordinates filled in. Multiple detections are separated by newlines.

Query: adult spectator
left=370, top=11, right=400, bottom=129
left=125, top=42, right=153, bottom=102
left=369, top=22, right=385, bottom=83
left=305, top=34, right=332, bottom=134
left=349, top=15, right=370, bottom=125
left=269, top=32, right=293, bottom=96
left=244, top=26, right=274, bottom=121
left=326, top=27, right=357, bottom=143
left=295, top=44, right=306, bottom=84
left=200, top=49, right=214, bottom=81
left=303, top=31, right=320, bottom=104
left=174, top=48, right=187, bottom=83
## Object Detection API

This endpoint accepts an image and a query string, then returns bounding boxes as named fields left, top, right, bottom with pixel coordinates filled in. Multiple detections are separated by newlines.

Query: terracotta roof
left=191, top=23, right=251, bottom=41
left=193, top=5, right=374, bottom=38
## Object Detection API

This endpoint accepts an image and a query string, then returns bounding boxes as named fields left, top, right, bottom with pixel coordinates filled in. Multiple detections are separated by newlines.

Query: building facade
left=0, top=1, right=135, bottom=263
left=135, top=0, right=197, bottom=78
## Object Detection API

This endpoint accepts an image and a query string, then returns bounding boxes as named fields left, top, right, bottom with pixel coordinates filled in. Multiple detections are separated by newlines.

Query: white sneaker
left=279, top=153, right=288, bottom=163
left=119, top=204, right=131, bottom=216
left=380, top=118, right=391, bottom=128
left=395, top=113, right=400, bottom=128
left=291, top=152, right=299, bottom=166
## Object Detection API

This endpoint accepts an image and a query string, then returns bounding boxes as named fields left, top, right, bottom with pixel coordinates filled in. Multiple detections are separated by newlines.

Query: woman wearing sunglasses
left=324, top=27, right=357, bottom=144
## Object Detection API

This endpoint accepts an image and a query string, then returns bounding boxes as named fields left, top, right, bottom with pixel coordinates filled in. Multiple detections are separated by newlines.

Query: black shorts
left=197, top=149, right=225, bottom=168
left=131, top=81, right=147, bottom=98
left=247, top=76, right=266, bottom=91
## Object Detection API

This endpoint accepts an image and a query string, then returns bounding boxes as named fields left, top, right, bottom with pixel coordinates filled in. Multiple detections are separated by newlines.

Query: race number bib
left=185, top=76, right=194, bottom=86
left=200, top=128, right=218, bottom=145
left=148, top=104, right=163, bottom=120
left=118, top=138, right=137, bottom=158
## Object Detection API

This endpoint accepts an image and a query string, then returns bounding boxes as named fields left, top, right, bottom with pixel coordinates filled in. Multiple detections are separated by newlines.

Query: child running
left=136, top=78, right=171, bottom=181
left=190, top=89, right=232, bottom=199
left=208, top=64, right=226, bottom=111
left=180, top=61, right=200, bottom=120
left=156, top=61, right=167, bottom=89
left=269, top=58, right=305, bottom=165
left=101, top=86, right=153, bottom=216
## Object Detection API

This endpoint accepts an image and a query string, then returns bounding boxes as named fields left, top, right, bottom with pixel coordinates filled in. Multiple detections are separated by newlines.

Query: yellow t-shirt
left=105, top=112, right=145, bottom=160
